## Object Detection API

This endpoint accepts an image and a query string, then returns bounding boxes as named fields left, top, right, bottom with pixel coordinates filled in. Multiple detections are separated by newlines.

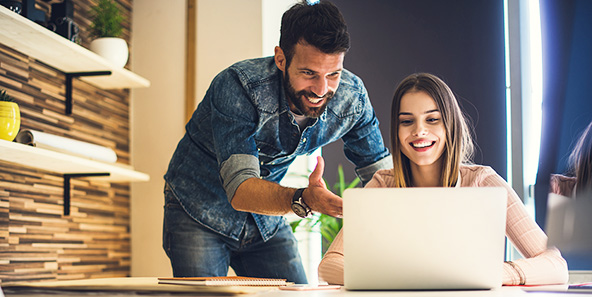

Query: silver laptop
left=546, top=193, right=592, bottom=260
left=343, top=187, right=507, bottom=290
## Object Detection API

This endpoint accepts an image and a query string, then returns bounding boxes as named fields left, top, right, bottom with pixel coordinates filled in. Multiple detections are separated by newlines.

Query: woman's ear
left=274, top=46, right=286, bottom=72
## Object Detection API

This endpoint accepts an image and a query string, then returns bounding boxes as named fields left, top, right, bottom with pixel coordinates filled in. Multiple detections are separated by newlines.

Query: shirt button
left=260, top=161, right=264, bottom=165
left=302, top=138, right=307, bottom=143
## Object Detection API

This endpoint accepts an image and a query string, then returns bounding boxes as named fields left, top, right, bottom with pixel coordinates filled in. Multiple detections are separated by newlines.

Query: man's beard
left=283, top=71, right=334, bottom=118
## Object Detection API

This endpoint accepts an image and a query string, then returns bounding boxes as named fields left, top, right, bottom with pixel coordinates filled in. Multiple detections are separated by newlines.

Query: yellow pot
left=0, top=101, right=21, bottom=141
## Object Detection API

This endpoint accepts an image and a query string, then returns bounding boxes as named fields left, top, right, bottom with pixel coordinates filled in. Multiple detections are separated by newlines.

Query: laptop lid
left=343, top=187, right=507, bottom=290
left=546, top=193, right=592, bottom=270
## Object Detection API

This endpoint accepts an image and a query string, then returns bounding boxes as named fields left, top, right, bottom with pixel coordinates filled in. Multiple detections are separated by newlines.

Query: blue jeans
left=162, top=185, right=308, bottom=284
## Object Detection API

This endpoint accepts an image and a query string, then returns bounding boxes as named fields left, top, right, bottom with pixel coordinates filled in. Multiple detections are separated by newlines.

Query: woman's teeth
left=412, top=141, right=433, bottom=148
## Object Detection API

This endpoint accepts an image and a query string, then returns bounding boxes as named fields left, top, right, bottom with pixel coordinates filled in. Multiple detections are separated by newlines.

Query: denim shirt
left=164, top=57, right=391, bottom=242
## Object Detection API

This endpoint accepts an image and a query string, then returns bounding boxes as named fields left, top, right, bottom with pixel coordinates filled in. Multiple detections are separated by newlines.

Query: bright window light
left=504, top=0, right=512, bottom=186
left=505, top=0, right=543, bottom=259
left=524, top=0, right=543, bottom=190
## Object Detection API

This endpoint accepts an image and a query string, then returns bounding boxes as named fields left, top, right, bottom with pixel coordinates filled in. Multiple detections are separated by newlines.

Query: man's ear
left=274, top=46, right=286, bottom=72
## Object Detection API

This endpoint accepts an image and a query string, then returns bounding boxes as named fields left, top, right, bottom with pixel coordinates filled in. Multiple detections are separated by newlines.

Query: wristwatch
left=291, top=188, right=312, bottom=218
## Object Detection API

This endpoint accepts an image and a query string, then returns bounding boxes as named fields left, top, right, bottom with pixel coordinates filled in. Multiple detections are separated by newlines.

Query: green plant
left=88, top=0, right=124, bottom=38
left=0, top=90, right=14, bottom=102
left=290, top=164, right=360, bottom=252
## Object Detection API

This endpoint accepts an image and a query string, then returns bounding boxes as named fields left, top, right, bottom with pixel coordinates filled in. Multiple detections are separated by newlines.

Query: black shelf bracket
left=65, top=71, right=112, bottom=115
left=63, top=172, right=110, bottom=216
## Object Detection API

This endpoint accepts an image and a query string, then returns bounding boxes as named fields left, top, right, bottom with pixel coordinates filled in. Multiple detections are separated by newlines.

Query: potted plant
left=0, top=89, right=21, bottom=141
left=88, top=0, right=128, bottom=67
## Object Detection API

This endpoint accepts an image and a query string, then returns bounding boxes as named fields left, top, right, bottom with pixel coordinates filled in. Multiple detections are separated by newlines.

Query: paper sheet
left=15, top=129, right=117, bottom=163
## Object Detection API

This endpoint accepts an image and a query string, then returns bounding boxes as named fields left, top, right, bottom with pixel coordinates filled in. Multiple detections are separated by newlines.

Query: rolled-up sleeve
left=220, top=154, right=260, bottom=202
left=355, top=155, right=393, bottom=185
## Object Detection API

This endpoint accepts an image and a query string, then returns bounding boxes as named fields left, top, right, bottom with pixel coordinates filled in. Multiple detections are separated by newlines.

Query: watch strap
left=292, top=188, right=306, bottom=204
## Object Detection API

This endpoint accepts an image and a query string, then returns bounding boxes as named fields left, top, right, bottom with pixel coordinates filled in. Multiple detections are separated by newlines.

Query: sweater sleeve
left=317, top=229, right=345, bottom=285
left=476, top=167, right=569, bottom=285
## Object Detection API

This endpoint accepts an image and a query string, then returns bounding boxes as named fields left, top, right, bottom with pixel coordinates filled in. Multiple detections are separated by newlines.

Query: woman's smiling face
left=397, top=90, right=447, bottom=169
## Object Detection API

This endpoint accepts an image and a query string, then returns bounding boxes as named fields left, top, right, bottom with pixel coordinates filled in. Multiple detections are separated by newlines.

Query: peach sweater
left=550, top=174, right=577, bottom=198
left=318, top=164, right=568, bottom=286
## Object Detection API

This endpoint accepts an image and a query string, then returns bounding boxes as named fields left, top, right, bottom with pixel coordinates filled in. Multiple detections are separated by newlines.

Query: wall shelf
left=0, top=5, right=150, bottom=90
left=0, top=140, right=149, bottom=215
left=0, top=140, right=149, bottom=182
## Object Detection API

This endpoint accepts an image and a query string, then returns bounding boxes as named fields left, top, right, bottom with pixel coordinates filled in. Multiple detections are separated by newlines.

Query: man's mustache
left=297, top=91, right=334, bottom=99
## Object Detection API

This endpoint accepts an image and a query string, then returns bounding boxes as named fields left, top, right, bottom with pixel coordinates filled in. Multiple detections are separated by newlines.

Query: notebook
left=157, top=276, right=288, bottom=287
left=343, top=187, right=507, bottom=290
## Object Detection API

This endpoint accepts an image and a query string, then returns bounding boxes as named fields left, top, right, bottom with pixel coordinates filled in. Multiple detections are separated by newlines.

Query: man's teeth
left=307, top=97, right=323, bottom=104
left=412, top=141, right=433, bottom=148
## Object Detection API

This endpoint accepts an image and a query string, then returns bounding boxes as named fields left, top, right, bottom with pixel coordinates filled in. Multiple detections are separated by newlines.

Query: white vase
left=90, top=37, right=129, bottom=68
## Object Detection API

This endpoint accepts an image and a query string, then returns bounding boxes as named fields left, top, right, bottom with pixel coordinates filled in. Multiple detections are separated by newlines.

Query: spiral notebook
left=158, top=276, right=289, bottom=286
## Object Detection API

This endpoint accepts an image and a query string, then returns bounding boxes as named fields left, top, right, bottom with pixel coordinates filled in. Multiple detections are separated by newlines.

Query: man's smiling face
left=276, top=42, right=344, bottom=118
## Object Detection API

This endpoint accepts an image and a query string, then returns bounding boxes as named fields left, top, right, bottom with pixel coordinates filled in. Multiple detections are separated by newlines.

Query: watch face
left=291, top=204, right=308, bottom=218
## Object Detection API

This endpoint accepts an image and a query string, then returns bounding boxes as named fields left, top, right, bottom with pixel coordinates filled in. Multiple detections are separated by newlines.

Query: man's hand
left=231, top=156, right=342, bottom=217
left=302, top=156, right=343, bottom=218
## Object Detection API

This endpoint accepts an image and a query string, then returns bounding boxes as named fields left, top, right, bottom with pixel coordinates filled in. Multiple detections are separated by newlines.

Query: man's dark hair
left=279, top=0, right=350, bottom=65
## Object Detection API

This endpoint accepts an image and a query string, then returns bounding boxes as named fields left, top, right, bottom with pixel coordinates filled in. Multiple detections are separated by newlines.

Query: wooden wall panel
left=0, top=0, right=133, bottom=284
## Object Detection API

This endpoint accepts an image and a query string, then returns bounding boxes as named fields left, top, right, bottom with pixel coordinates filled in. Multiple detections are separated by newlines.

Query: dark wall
left=324, top=0, right=506, bottom=187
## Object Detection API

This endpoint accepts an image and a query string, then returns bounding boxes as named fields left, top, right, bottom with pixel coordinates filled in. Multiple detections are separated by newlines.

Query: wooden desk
left=263, top=288, right=590, bottom=297
left=2, top=278, right=590, bottom=297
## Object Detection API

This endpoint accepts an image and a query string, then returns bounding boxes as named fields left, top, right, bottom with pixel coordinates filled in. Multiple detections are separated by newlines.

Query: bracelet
left=505, top=261, right=526, bottom=285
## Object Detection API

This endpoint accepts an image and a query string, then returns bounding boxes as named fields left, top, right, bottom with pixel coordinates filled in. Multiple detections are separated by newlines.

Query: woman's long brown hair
left=390, top=73, right=474, bottom=187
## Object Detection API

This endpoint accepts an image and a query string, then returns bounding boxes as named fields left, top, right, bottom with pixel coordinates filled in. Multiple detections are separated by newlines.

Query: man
left=163, top=0, right=391, bottom=284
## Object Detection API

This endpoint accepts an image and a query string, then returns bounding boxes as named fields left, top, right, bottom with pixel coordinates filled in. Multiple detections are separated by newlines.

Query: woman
left=551, top=120, right=592, bottom=198
left=318, top=73, right=568, bottom=286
